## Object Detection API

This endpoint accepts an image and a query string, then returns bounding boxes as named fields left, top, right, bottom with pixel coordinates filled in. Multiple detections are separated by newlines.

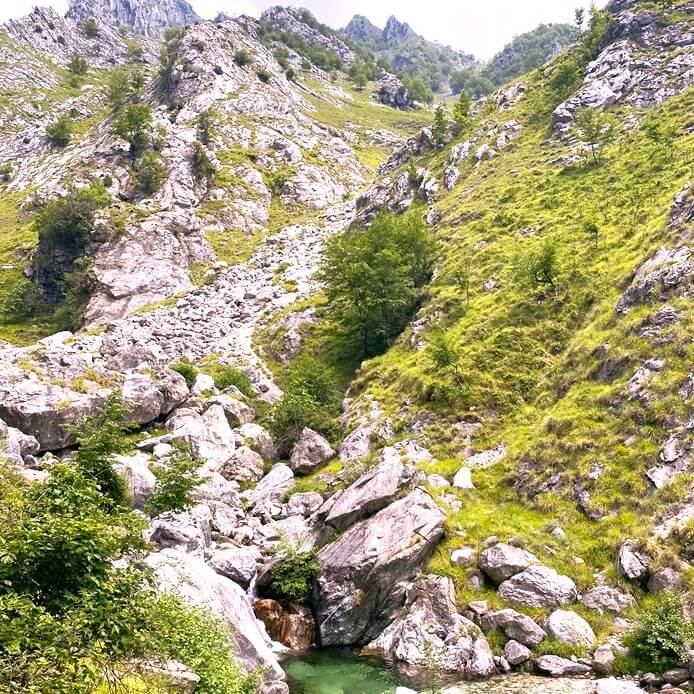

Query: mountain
left=0, top=0, right=693, bottom=691
left=66, top=0, right=200, bottom=36
left=342, top=12, right=476, bottom=92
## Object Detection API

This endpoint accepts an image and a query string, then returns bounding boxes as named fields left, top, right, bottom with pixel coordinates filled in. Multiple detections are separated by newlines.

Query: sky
left=1, top=0, right=609, bottom=59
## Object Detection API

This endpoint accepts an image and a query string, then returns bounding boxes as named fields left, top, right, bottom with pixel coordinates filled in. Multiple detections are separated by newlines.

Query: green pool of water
left=283, top=648, right=598, bottom=694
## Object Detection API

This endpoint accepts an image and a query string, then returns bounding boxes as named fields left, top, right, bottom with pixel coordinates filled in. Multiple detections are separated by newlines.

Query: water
left=283, top=648, right=597, bottom=694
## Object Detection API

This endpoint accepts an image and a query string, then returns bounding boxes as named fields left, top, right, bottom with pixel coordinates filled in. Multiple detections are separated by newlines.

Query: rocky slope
left=0, top=0, right=694, bottom=692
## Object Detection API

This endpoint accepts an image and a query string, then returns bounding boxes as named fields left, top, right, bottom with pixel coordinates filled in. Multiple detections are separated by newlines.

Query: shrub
left=145, top=444, right=203, bottom=515
left=233, top=49, right=253, bottom=66
left=207, top=362, right=254, bottom=397
left=195, top=107, right=219, bottom=146
left=285, top=67, right=296, bottom=81
left=136, top=151, right=166, bottom=194
left=107, top=66, right=144, bottom=112
left=67, top=55, right=88, bottom=75
left=256, top=67, right=271, bottom=83
left=268, top=548, right=319, bottom=604
left=575, top=107, right=616, bottom=164
left=170, top=360, right=198, bottom=388
left=112, top=103, right=152, bottom=156
left=274, top=46, right=289, bottom=69
left=0, top=278, right=47, bottom=322
left=516, top=238, right=559, bottom=290
left=158, top=27, right=185, bottom=98
left=286, top=355, right=338, bottom=407
left=70, top=392, right=134, bottom=506
left=267, top=389, right=323, bottom=454
left=46, top=114, right=72, bottom=147
left=433, top=104, right=447, bottom=147
left=624, top=592, right=694, bottom=673
left=192, top=141, right=215, bottom=180
left=81, top=17, right=98, bottom=37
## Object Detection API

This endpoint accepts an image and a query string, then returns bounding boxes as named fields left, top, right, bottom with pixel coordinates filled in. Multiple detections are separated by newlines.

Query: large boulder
left=146, top=549, right=286, bottom=687
left=235, top=423, right=277, bottom=460
left=207, top=394, right=254, bottom=428
left=319, top=457, right=420, bottom=530
left=148, top=504, right=213, bottom=556
left=546, top=610, right=596, bottom=647
left=122, top=372, right=165, bottom=423
left=0, top=419, right=40, bottom=465
left=581, top=586, right=635, bottom=613
left=364, top=575, right=495, bottom=677
left=242, top=464, right=294, bottom=511
left=478, top=543, right=539, bottom=584
left=289, top=428, right=334, bottom=474
left=504, top=639, right=531, bottom=666
left=221, top=445, right=265, bottom=482
left=498, top=566, right=578, bottom=609
left=481, top=608, right=546, bottom=647
left=207, top=546, right=262, bottom=588
left=314, top=488, right=445, bottom=646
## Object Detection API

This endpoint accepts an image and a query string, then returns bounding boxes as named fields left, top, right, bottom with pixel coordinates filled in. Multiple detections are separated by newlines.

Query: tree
left=192, top=141, right=215, bottom=180
left=146, top=444, right=203, bottom=515
left=433, top=104, right=448, bottom=147
left=67, top=55, right=88, bottom=75
left=195, top=107, right=219, bottom=146
left=46, top=114, right=72, bottom=147
left=453, top=90, right=472, bottom=131
left=405, top=75, right=433, bottom=104
left=427, top=327, right=466, bottom=394
left=81, top=17, right=98, bottom=37
left=107, top=66, right=144, bottom=112
left=550, top=58, right=581, bottom=98
left=318, top=212, right=434, bottom=357
left=112, top=103, right=152, bottom=156
left=575, top=7, right=585, bottom=32
left=575, top=107, right=616, bottom=164
left=136, top=151, right=165, bottom=194
left=518, top=238, right=559, bottom=289
left=582, top=218, right=599, bottom=245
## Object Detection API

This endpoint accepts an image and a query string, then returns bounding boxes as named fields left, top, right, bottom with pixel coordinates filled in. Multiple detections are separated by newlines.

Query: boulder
left=289, top=428, right=334, bottom=474
left=451, top=547, right=477, bottom=568
left=364, top=575, right=495, bottom=677
left=453, top=467, right=475, bottom=489
left=320, top=457, right=419, bottom=530
left=536, top=655, right=591, bottom=677
left=338, top=425, right=373, bottom=462
left=546, top=609, right=596, bottom=647
left=498, top=566, right=578, bottom=608
left=280, top=605, right=314, bottom=651
left=478, top=543, right=539, bottom=584
left=0, top=420, right=40, bottom=464
left=207, top=546, right=262, bottom=587
left=287, top=491, right=323, bottom=517
left=504, top=639, right=531, bottom=665
left=221, top=446, right=265, bottom=482
left=481, top=608, right=546, bottom=647
left=146, top=549, right=286, bottom=685
left=616, top=541, right=650, bottom=584
left=207, top=394, right=255, bottom=427
left=236, top=423, right=276, bottom=460
left=647, top=567, right=682, bottom=594
left=122, top=372, right=165, bottom=423
left=157, top=369, right=189, bottom=415
left=148, top=504, right=212, bottom=556
left=114, top=452, right=156, bottom=510
left=314, top=488, right=445, bottom=646
left=253, top=599, right=284, bottom=641
left=581, top=586, right=635, bottom=613
left=592, top=644, right=615, bottom=675
left=192, top=373, right=215, bottom=395
left=243, top=464, right=294, bottom=510
left=663, top=667, right=690, bottom=685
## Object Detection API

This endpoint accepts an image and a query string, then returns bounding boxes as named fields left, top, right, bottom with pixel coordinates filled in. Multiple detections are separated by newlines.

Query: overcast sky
left=1, top=0, right=608, bottom=59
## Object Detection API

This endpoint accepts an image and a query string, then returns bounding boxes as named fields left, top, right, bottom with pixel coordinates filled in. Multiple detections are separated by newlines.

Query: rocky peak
left=343, top=14, right=381, bottom=43
left=66, top=0, right=200, bottom=37
left=383, top=15, right=416, bottom=45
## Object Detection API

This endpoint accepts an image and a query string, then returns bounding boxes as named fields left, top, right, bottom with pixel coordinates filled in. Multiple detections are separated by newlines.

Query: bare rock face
left=67, top=0, right=200, bottom=37
left=376, top=70, right=414, bottom=110
left=314, top=488, right=445, bottom=646
left=364, top=575, right=496, bottom=677
left=207, top=546, right=262, bottom=588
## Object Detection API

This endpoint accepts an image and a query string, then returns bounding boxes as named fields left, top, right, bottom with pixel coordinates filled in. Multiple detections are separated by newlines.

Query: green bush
left=207, top=362, right=254, bottom=397
left=67, top=55, right=88, bottom=75
left=192, top=141, right=215, bottom=180
left=624, top=592, right=694, bottom=673
left=256, top=67, right=271, bottom=83
left=46, top=114, right=72, bottom=147
left=233, top=49, right=253, bottom=66
left=0, top=278, right=47, bottom=322
left=107, top=65, right=144, bottom=112
left=70, top=393, right=134, bottom=506
left=170, top=360, right=198, bottom=388
left=146, top=444, right=203, bottom=515
left=136, top=151, right=166, bottom=194
left=112, top=103, right=152, bottom=156
left=268, top=549, right=319, bottom=604
left=267, top=390, right=322, bottom=455
left=286, top=355, right=338, bottom=407
left=81, top=17, right=98, bottom=37
left=195, top=107, right=219, bottom=146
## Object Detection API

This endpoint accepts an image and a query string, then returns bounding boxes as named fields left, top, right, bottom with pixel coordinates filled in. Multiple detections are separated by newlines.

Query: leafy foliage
left=107, top=66, right=145, bottom=112
left=233, top=49, right=253, bottom=67
left=135, top=151, right=166, bottom=194
left=192, top=141, right=215, bottom=180
left=575, top=107, right=617, bottom=164
left=112, top=103, right=152, bottom=156
left=46, top=115, right=73, bottom=147
left=625, top=593, right=694, bottom=673
left=146, top=444, right=203, bottom=515
left=67, top=55, right=88, bottom=75
left=81, top=17, right=98, bottom=38
left=268, top=548, right=319, bottom=604
left=170, top=360, right=198, bottom=388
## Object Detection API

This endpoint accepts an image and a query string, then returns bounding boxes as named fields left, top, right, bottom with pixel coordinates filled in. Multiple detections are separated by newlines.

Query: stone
left=453, top=467, right=475, bottom=489
left=594, top=679, right=646, bottom=694
left=498, top=566, right=578, bottom=608
left=581, top=586, right=635, bottom=613
left=192, top=373, right=215, bottom=395
left=289, top=428, right=334, bottom=474
left=243, top=464, right=294, bottom=510
left=221, top=446, right=265, bottom=482
left=546, top=610, right=596, bottom=647
left=616, top=541, right=650, bottom=583
left=146, top=549, right=285, bottom=686
left=481, top=609, right=546, bottom=647
left=338, top=425, right=373, bottom=462
left=592, top=644, right=615, bottom=675
left=320, top=457, right=419, bottom=530
left=207, top=546, right=261, bottom=587
left=122, top=372, right=165, bottom=423
left=135, top=660, right=200, bottom=693
left=253, top=598, right=284, bottom=641
left=465, top=445, right=506, bottom=468
left=451, top=547, right=477, bottom=567
left=287, top=491, right=323, bottom=517
left=536, top=655, right=591, bottom=677
left=236, top=423, right=277, bottom=460
left=280, top=605, right=314, bottom=651
left=504, top=639, right=531, bottom=665
left=207, top=394, right=255, bottom=427
left=314, top=488, right=445, bottom=646
left=148, top=504, right=212, bottom=556
left=647, top=567, right=682, bottom=594
left=478, top=543, right=540, bottom=584
left=663, top=668, right=690, bottom=685
left=364, top=575, right=494, bottom=677
left=114, top=452, right=156, bottom=510
left=0, top=420, right=40, bottom=465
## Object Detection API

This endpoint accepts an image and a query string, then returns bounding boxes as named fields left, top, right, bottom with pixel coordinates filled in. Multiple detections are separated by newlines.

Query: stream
left=283, top=649, right=598, bottom=694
